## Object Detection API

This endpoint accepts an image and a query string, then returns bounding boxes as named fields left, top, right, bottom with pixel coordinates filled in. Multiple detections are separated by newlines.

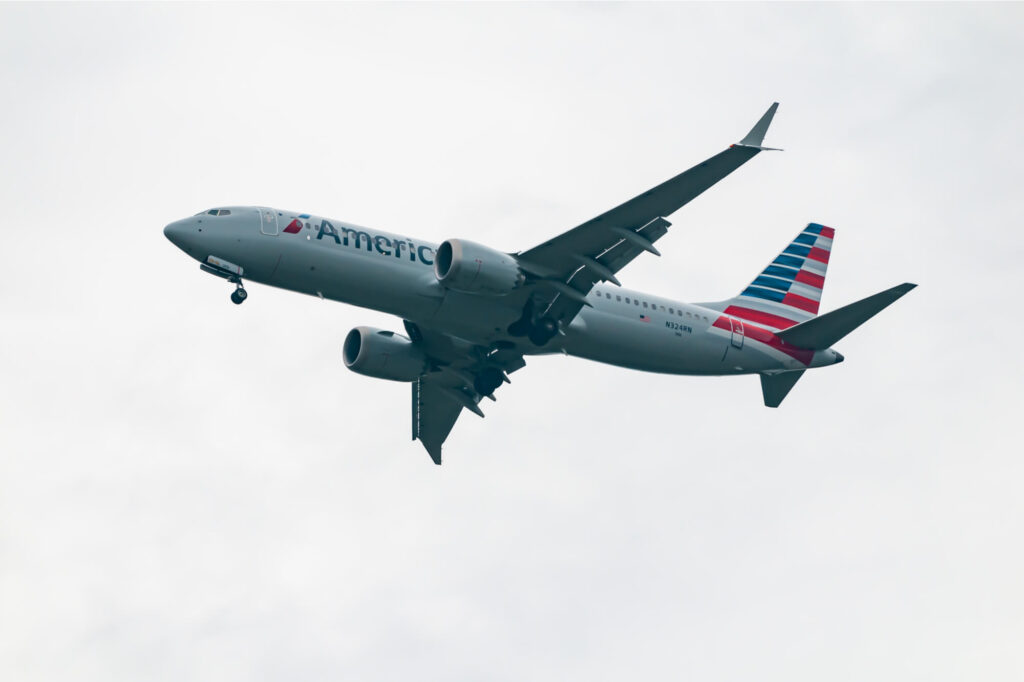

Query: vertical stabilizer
left=711, top=223, right=835, bottom=331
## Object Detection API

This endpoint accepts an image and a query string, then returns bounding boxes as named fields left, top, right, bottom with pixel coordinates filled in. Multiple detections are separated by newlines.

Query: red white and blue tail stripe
left=723, top=223, right=834, bottom=330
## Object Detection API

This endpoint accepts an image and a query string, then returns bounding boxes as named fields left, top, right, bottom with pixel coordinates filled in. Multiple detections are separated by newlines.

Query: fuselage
left=164, top=206, right=840, bottom=376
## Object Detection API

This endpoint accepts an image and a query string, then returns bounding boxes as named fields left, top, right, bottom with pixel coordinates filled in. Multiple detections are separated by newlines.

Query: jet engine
left=434, top=239, right=525, bottom=295
left=343, top=326, right=427, bottom=382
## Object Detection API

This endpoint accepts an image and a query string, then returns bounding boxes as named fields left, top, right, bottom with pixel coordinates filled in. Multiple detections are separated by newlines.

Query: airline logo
left=729, top=223, right=835, bottom=330
left=708, top=223, right=837, bottom=366
left=279, top=214, right=438, bottom=266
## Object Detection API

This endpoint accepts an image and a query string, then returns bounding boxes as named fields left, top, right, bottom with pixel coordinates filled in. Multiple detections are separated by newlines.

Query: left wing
left=515, top=102, right=780, bottom=335
left=406, top=321, right=526, bottom=464
left=412, top=376, right=467, bottom=465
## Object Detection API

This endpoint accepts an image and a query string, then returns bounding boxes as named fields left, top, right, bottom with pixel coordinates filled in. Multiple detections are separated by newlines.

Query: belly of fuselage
left=560, top=306, right=777, bottom=376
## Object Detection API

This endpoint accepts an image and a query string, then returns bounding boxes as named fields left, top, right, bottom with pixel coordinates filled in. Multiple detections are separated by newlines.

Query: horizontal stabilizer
left=777, top=283, right=917, bottom=350
left=760, top=370, right=805, bottom=408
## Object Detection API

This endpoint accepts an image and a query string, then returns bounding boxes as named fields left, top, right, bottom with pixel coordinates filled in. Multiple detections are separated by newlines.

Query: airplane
left=164, top=103, right=915, bottom=464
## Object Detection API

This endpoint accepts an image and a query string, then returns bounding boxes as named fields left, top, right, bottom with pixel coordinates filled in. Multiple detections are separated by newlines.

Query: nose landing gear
left=230, top=284, right=248, bottom=305
left=197, top=257, right=249, bottom=305
left=226, top=273, right=248, bottom=305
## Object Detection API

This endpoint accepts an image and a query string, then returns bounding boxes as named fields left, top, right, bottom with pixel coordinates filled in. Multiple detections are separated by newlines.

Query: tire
left=528, top=328, right=549, bottom=346
left=474, top=368, right=504, bottom=396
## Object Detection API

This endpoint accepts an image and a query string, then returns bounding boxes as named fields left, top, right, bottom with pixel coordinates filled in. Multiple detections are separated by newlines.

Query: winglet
left=736, top=102, right=781, bottom=150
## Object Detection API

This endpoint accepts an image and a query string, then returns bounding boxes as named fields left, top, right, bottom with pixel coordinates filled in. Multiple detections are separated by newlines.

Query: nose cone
left=164, top=219, right=195, bottom=254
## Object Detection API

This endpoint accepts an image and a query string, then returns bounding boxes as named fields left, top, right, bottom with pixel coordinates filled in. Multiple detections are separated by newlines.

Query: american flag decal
left=639, top=314, right=651, bottom=322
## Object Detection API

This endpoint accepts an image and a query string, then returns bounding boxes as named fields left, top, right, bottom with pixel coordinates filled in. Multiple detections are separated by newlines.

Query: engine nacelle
left=343, top=326, right=427, bottom=382
left=434, top=239, right=525, bottom=295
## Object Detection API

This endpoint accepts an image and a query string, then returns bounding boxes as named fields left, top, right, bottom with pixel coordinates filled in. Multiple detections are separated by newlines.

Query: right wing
left=406, top=105, right=782, bottom=461
left=515, top=102, right=780, bottom=332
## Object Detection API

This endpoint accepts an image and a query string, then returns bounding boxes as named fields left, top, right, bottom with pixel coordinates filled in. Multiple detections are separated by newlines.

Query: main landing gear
left=473, top=367, right=506, bottom=397
left=508, top=299, right=560, bottom=346
left=528, top=317, right=558, bottom=346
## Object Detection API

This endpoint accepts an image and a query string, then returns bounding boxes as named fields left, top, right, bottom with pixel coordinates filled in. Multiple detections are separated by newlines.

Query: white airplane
left=165, top=104, right=915, bottom=464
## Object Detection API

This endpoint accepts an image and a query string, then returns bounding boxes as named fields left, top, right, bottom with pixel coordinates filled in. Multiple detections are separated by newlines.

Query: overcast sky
left=2, top=2, right=1022, bottom=681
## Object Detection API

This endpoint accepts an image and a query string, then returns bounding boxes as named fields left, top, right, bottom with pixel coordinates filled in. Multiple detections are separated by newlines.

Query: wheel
left=230, top=288, right=247, bottom=305
left=528, top=328, right=550, bottom=346
left=474, top=368, right=504, bottom=396
left=527, top=318, right=557, bottom=345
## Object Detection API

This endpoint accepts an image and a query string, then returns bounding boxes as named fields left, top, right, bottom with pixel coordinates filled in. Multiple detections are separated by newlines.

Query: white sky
left=1, top=3, right=1022, bottom=681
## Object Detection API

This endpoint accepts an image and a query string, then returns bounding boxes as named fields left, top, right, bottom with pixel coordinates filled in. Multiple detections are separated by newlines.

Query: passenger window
left=634, top=300, right=639, bottom=306
left=625, top=297, right=630, bottom=304
left=643, top=302, right=648, bottom=308
left=677, top=310, right=683, bottom=317
left=686, top=312, right=692, bottom=317
left=669, top=308, right=674, bottom=314
left=616, top=295, right=621, bottom=302
left=606, top=293, right=611, bottom=299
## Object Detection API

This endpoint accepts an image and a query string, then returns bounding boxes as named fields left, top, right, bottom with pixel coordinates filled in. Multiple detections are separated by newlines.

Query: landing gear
left=527, top=317, right=558, bottom=346
left=474, top=367, right=505, bottom=397
left=198, top=261, right=250, bottom=305
left=508, top=298, right=561, bottom=346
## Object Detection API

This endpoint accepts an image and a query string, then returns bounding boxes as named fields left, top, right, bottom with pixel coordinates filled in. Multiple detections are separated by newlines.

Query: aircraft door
left=259, top=208, right=279, bottom=236
left=730, top=318, right=744, bottom=349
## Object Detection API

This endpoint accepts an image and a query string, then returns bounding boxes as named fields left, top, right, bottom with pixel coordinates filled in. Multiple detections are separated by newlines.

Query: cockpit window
left=206, top=209, right=231, bottom=216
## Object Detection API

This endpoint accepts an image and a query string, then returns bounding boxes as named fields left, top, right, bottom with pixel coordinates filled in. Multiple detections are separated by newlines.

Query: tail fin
left=776, top=283, right=917, bottom=350
left=711, top=223, right=835, bottom=330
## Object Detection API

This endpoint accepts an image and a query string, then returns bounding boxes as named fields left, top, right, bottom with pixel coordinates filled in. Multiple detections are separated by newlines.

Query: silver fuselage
left=164, top=206, right=840, bottom=376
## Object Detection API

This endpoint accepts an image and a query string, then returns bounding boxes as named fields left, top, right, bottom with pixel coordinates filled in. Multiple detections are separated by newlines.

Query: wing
left=407, top=321, right=526, bottom=464
left=403, top=105, right=781, bottom=461
left=412, top=377, right=463, bottom=465
left=516, top=102, right=780, bottom=328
